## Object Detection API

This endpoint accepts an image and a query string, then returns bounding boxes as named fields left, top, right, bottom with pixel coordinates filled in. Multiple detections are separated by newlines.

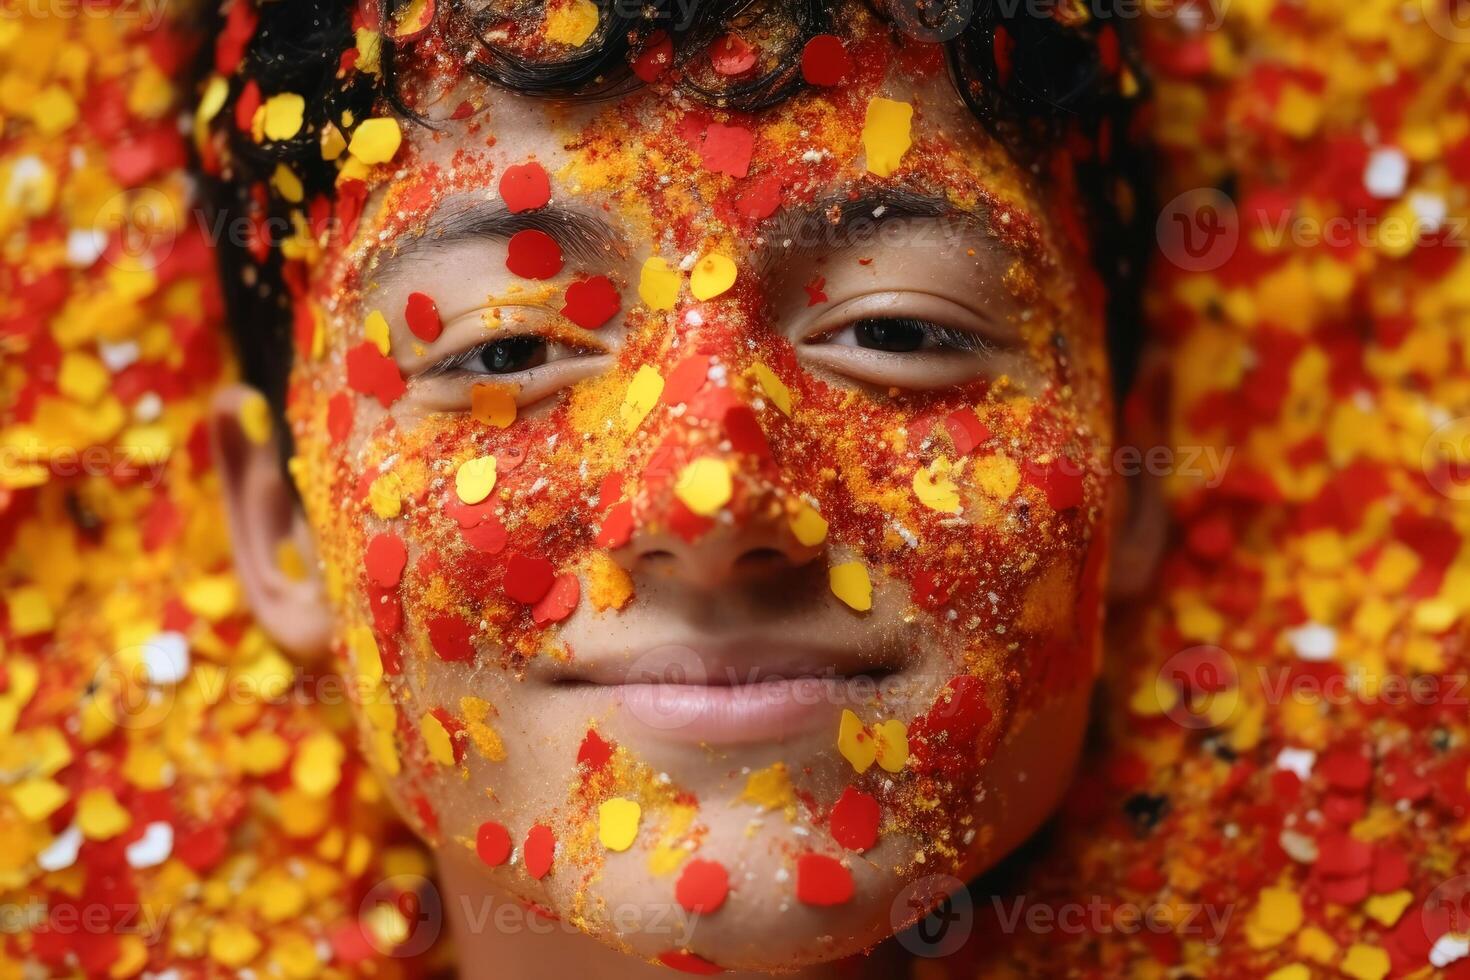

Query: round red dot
left=476, top=821, right=512, bottom=867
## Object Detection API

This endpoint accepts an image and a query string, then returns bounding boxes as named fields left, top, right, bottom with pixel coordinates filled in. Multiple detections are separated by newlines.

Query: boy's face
left=273, top=15, right=1114, bottom=972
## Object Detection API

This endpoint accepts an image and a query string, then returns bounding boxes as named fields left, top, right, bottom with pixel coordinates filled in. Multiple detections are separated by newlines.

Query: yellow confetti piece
left=364, top=310, right=391, bottom=355
left=292, top=732, right=344, bottom=799
left=208, top=921, right=263, bottom=969
left=455, top=454, right=498, bottom=505
left=271, top=163, right=304, bottom=203
left=789, top=501, right=828, bottom=547
left=368, top=471, right=402, bottom=519
left=182, top=575, right=239, bottom=622
left=320, top=121, right=347, bottom=161
left=690, top=253, right=737, bottom=300
left=1363, top=890, right=1412, bottom=927
left=421, top=712, right=456, bottom=766
left=1245, top=886, right=1302, bottom=949
left=7, top=585, right=53, bottom=637
left=57, top=352, right=108, bottom=403
left=913, top=458, right=962, bottom=514
left=972, top=454, right=1020, bottom=499
left=1340, top=944, right=1390, bottom=980
left=545, top=0, right=599, bottom=46
left=240, top=391, right=272, bottom=446
left=750, top=362, right=792, bottom=415
left=638, top=257, right=680, bottom=311
left=262, top=93, right=305, bottom=142
left=862, top=97, right=913, bottom=178
left=829, top=561, right=872, bottom=612
left=12, top=778, right=67, bottom=821
left=111, top=934, right=148, bottom=979
left=77, top=788, right=131, bottom=840
left=197, top=75, right=229, bottom=126
left=740, top=763, right=796, bottom=812
left=1264, top=967, right=1310, bottom=980
left=838, top=709, right=877, bottom=773
left=471, top=383, right=517, bottom=428
left=461, top=696, right=507, bottom=762
left=873, top=718, right=909, bottom=772
left=621, top=364, right=664, bottom=433
left=674, top=458, right=733, bottom=516
left=348, top=117, right=403, bottom=165
left=1295, top=926, right=1338, bottom=964
left=599, top=797, right=641, bottom=852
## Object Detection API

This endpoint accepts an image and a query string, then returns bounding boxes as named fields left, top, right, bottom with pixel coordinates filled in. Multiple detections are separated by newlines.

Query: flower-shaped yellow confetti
left=829, top=561, right=872, bottom=612
left=674, top=458, right=733, bottom=516
left=368, top=471, right=402, bottom=519
left=913, top=457, right=962, bottom=514
left=421, top=712, right=456, bottom=766
left=873, top=718, right=909, bottom=772
left=690, top=253, right=737, bottom=300
left=456, top=454, right=498, bottom=505
left=862, top=97, right=913, bottom=178
left=638, top=256, right=680, bottom=311
left=837, top=709, right=877, bottom=773
left=599, top=797, right=641, bottom=851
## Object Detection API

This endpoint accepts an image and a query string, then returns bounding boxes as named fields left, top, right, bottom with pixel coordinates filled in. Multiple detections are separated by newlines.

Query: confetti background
left=1, top=1, right=1469, bottom=978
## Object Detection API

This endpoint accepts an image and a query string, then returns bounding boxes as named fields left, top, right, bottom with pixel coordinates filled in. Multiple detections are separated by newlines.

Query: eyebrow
left=755, top=189, right=985, bottom=280
left=374, top=197, right=627, bottom=283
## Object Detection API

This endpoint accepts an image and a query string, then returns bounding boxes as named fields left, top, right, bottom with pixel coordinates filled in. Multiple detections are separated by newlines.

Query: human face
left=284, top=11, right=1114, bottom=973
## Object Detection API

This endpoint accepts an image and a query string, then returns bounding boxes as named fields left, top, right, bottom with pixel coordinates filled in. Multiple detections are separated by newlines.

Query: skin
left=214, top=10, right=1148, bottom=977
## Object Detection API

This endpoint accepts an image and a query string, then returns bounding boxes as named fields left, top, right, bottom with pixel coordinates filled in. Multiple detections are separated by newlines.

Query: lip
left=546, top=640, right=903, bottom=745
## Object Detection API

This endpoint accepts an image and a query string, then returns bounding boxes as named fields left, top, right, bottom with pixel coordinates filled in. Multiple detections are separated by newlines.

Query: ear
left=1106, top=351, right=1170, bottom=601
left=210, top=384, right=333, bottom=658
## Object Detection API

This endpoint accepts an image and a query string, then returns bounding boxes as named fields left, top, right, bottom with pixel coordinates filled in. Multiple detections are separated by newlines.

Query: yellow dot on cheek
left=862, top=97, right=914, bottom=178
left=829, top=561, right=872, bottom=612
left=690, top=253, right=737, bottom=300
left=638, top=257, right=681, bottom=311
left=348, top=117, right=403, bottom=165
left=789, top=501, right=829, bottom=546
left=471, top=383, right=518, bottom=428
left=455, top=455, right=498, bottom=505
left=837, top=709, right=877, bottom=773
left=598, top=797, right=641, bottom=852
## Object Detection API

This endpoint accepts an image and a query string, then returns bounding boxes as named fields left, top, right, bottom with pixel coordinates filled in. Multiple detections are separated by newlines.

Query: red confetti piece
left=710, top=33, right=756, bottom=76
left=700, top=122, right=755, bottom=178
left=427, top=615, right=475, bottom=662
left=327, top=392, right=353, bottom=445
left=944, top=408, right=991, bottom=456
left=369, top=586, right=403, bottom=636
left=993, top=26, right=1015, bottom=85
left=795, top=854, right=854, bottom=906
left=505, top=229, right=563, bottom=280
left=1025, top=457, right=1086, bottom=511
left=234, top=79, right=261, bottom=133
left=462, top=515, right=508, bottom=555
left=597, top=472, right=623, bottom=511
left=405, top=291, right=441, bottom=342
left=577, top=729, right=614, bottom=769
left=531, top=573, right=580, bottom=625
left=801, top=34, right=852, bottom=86
left=662, top=354, right=710, bottom=406
left=632, top=31, right=673, bottom=82
left=365, top=533, right=407, bottom=588
left=675, top=859, right=729, bottom=914
left=596, top=500, right=635, bottom=549
left=387, top=0, right=434, bottom=39
left=475, top=821, right=512, bottom=867
left=523, top=825, right=555, bottom=879
left=723, top=405, right=770, bottom=458
left=345, top=341, right=407, bottom=408
left=446, top=497, right=494, bottom=529
left=499, top=161, right=551, bottom=213
left=803, top=275, right=828, bottom=306
left=503, top=553, right=556, bottom=604
left=731, top=173, right=782, bottom=221
left=657, top=951, right=723, bottom=975
left=829, top=787, right=880, bottom=852
left=669, top=499, right=714, bottom=543
left=561, top=275, right=621, bottom=329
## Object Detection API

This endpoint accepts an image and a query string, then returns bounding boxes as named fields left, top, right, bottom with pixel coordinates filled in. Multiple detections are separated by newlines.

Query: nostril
left=639, top=549, right=678, bottom=563
left=734, top=547, right=790, bottom=572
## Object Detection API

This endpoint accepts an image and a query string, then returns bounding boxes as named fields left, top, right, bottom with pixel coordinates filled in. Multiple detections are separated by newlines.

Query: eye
left=819, top=317, right=997, bottom=356
left=423, top=335, right=585, bottom=379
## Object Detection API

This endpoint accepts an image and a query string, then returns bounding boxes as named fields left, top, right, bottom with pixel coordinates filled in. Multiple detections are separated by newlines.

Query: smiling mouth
left=547, top=644, right=904, bottom=745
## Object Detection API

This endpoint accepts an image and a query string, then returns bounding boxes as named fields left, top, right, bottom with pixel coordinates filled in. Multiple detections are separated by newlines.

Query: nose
left=605, top=431, right=824, bottom=590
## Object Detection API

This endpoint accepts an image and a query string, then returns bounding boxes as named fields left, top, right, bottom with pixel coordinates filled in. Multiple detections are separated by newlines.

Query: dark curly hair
left=197, top=0, right=1150, bottom=437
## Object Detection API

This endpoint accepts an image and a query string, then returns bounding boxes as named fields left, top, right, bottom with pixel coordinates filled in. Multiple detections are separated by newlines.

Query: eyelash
left=824, top=317, right=1001, bottom=355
